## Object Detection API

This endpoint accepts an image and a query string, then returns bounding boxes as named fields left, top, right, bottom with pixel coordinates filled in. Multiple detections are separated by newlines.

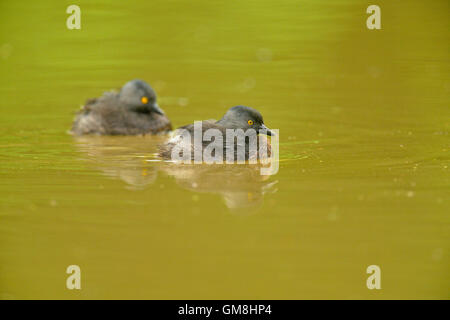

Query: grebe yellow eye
left=248, top=120, right=254, bottom=125
left=141, top=96, right=148, bottom=104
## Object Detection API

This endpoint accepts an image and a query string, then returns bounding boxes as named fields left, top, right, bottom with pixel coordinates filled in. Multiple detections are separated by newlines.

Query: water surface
left=0, top=0, right=448, bottom=299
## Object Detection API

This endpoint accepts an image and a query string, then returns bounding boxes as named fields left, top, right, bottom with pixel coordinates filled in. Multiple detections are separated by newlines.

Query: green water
left=0, top=0, right=448, bottom=299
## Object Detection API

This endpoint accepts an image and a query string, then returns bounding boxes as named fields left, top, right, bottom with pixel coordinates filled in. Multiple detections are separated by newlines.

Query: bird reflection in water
left=159, top=162, right=278, bottom=210
left=73, top=135, right=163, bottom=190
left=73, top=136, right=278, bottom=208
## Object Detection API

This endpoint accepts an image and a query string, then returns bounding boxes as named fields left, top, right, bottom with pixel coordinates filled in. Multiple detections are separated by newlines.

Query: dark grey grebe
left=71, top=79, right=171, bottom=135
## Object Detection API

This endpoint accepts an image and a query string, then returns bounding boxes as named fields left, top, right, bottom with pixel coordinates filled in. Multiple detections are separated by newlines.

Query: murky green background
left=0, top=0, right=448, bottom=299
